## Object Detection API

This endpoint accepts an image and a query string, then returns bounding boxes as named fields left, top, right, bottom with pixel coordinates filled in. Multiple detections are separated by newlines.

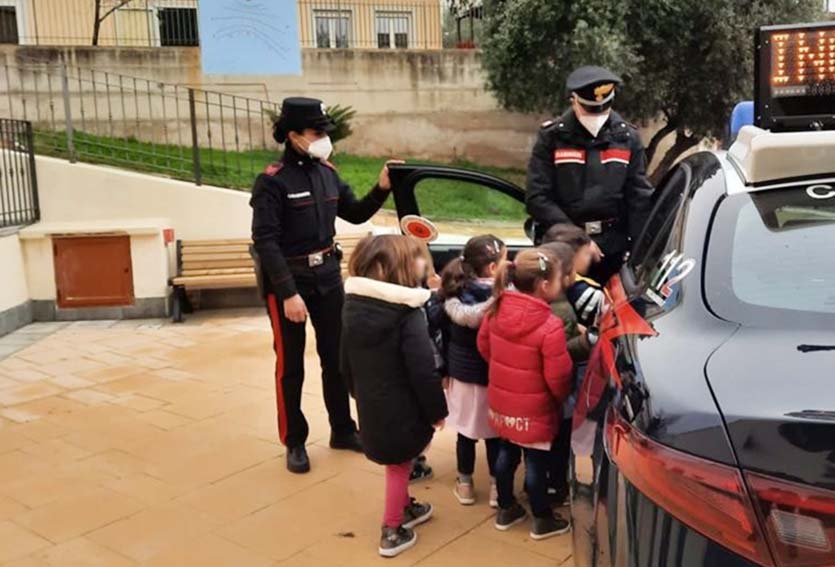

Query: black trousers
left=495, top=440, right=552, bottom=518
left=456, top=434, right=500, bottom=477
left=549, top=419, right=572, bottom=497
left=266, top=285, right=356, bottom=448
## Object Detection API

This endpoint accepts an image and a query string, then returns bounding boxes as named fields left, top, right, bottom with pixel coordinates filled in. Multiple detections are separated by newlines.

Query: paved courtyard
left=0, top=310, right=573, bottom=566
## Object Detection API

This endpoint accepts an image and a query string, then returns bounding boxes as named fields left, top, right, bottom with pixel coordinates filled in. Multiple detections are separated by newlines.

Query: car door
left=387, top=163, right=534, bottom=270
left=571, top=162, right=695, bottom=567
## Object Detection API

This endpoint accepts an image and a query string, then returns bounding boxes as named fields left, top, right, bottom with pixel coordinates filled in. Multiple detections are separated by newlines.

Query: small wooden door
left=53, top=235, right=134, bottom=308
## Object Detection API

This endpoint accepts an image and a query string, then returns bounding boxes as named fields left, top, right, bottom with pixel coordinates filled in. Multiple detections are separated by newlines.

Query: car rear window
left=706, top=183, right=835, bottom=325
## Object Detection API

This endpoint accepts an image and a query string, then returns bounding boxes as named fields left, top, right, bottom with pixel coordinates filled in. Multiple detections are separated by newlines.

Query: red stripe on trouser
left=267, top=295, right=289, bottom=446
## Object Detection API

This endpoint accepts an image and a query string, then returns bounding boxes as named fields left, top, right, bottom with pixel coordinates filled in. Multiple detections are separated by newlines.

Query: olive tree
left=481, top=0, right=822, bottom=181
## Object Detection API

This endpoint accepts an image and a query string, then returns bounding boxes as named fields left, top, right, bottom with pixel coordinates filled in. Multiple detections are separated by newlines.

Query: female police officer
left=526, top=66, right=654, bottom=283
left=251, top=97, right=398, bottom=473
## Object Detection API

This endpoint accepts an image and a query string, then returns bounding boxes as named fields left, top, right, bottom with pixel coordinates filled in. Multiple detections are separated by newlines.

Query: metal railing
left=1, top=0, right=199, bottom=47
left=0, top=118, right=39, bottom=228
left=1, top=63, right=280, bottom=189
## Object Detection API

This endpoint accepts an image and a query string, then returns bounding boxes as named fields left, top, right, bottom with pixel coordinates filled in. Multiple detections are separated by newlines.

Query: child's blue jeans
left=495, top=440, right=551, bottom=518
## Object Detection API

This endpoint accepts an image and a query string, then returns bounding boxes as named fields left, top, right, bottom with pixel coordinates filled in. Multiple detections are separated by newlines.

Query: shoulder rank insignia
left=264, top=162, right=284, bottom=176
left=541, top=119, right=555, bottom=129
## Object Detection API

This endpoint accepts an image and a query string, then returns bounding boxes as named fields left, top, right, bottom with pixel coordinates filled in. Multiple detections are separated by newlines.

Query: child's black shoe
left=530, top=513, right=571, bottom=540
left=409, top=459, right=433, bottom=483
left=379, top=526, right=417, bottom=558
left=402, top=498, right=433, bottom=529
left=494, top=502, right=527, bottom=531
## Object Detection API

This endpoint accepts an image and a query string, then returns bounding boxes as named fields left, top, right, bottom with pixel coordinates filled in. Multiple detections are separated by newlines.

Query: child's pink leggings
left=383, top=461, right=412, bottom=528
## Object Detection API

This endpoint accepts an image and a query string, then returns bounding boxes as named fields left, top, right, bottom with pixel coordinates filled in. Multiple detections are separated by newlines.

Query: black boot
left=329, top=430, right=363, bottom=453
left=286, top=445, right=310, bottom=474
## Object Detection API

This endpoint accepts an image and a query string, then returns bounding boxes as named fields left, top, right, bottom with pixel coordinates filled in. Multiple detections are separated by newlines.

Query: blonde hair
left=349, top=234, right=426, bottom=288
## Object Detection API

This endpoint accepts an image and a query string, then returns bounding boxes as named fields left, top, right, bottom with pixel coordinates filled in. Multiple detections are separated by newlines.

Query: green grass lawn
left=34, top=130, right=528, bottom=222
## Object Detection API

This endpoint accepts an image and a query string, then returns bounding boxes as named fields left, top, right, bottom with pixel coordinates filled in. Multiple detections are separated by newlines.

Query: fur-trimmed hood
left=344, top=277, right=430, bottom=308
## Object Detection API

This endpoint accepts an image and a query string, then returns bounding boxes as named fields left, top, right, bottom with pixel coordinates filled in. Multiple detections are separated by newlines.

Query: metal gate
left=0, top=118, right=39, bottom=229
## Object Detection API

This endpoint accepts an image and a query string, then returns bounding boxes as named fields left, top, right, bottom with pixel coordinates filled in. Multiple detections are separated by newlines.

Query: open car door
left=387, top=163, right=534, bottom=271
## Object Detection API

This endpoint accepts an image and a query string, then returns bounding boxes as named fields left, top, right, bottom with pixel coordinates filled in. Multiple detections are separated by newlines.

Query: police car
left=388, top=21, right=835, bottom=567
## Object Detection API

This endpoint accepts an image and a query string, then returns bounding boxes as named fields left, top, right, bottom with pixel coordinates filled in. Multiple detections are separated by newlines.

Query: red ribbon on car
left=572, top=276, right=657, bottom=431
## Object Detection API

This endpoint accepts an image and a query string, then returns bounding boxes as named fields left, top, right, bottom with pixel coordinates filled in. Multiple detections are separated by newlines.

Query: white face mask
left=305, top=135, right=333, bottom=161
left=577, top=112, right=611, bottom=138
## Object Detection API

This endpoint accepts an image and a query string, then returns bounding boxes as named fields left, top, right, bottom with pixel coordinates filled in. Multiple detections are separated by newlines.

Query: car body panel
left=706, top=326, right=835, bottom=491
left=386, top=149, right=835, bottom=567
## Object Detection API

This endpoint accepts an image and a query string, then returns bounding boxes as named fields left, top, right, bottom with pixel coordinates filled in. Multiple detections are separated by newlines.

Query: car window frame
left=626, top=163, right=692, bottom=290
left=388, top=164, right=533, bottom=263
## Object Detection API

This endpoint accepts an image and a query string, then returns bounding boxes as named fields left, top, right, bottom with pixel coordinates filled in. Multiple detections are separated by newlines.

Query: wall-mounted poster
left=199, top=0, right=302, bottom=75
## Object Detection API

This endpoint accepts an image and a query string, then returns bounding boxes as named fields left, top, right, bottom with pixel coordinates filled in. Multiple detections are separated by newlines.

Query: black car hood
left=706, top=325, right=835, bottom=490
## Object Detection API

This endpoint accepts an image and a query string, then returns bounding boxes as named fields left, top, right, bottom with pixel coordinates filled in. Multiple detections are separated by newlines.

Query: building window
left=158, top=7, right=199, bottom=46
left=314, top=10, right=351, bottom=48
left=0, top=6, right=19, bottom=44
left=376, top=11, right=411, bottom=49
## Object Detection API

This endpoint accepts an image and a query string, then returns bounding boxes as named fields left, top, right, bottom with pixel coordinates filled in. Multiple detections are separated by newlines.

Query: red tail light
left=607, top=412, right=835, bottom=567
left=747, top=472, right=835, bottom=567
left=606, top=411, right=775, bottom=566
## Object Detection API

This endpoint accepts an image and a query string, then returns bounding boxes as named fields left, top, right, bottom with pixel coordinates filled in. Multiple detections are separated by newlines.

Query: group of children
left=340, top=224, right=605, bottom=558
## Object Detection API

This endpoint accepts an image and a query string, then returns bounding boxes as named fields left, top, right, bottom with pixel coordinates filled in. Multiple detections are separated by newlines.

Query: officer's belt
left=287, top=244, right=339, bottom=268
left=582, top=218, right=619, bottom=236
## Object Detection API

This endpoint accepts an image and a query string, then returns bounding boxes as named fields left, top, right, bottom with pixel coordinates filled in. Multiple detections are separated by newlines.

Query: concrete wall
left=0, top=230, right=33, bottom=335
left=34, top=156, right=253, bottom=240
left=33, top=155, right=370, bottom=238
left=19, top=220, right=169, bottom=304
left=18, top=156, right=369, bottom=308
left=0, top=45, right=545, bottom=167
left=0, top=231, right=30, bottom=310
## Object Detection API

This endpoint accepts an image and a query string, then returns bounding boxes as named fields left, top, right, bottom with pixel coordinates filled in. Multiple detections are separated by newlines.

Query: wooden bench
left=170, top=233, right=370, bottom=322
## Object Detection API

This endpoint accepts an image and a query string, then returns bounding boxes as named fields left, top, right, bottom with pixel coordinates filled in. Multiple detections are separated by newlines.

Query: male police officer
left=526, top=66, right=654, bottom=283
left=251, top=97, right=397, bottom=473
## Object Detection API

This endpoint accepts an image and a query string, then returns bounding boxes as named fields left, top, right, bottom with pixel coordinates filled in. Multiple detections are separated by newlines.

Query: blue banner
left=199, top=0, right=302, bottom=76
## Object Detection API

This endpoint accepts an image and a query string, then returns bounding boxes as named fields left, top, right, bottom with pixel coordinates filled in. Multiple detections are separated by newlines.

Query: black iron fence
left=1, top=0, right=199, bottom=47
left=1, top=63, right=281, bottom=189
left=0, top=118, right=39, bottom=228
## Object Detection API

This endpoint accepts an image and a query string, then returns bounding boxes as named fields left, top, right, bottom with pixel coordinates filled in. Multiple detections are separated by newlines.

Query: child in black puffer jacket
left=439, top=234, right=506, bottom=507
left=342, top=235, right=448, bottom=558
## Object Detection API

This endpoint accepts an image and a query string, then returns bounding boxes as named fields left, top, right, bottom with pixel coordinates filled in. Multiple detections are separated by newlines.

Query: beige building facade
left=0, top=0, right=442, bottom=49
left=0, top=0, right=199, bottom=47
left=297, top=0, right=442, bottom=49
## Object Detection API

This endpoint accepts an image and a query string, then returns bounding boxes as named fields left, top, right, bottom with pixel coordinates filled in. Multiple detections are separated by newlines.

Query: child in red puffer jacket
left=477, top=247, right=573, bottom=541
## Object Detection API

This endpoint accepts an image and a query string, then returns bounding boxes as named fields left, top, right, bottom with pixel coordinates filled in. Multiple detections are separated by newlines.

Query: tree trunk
left=92, top=0, right=133, bottom=46
left=645, top=121, right=676, bottom=166
left=650, top=129, right=700, bottom=185
left=92, top=0, right=102, bottom=46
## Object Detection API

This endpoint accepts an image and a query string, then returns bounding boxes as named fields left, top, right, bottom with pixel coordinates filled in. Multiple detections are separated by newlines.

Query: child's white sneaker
left=489, top=480, right=499, bottom=509
left=454, top=478, right=476, bottom=505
